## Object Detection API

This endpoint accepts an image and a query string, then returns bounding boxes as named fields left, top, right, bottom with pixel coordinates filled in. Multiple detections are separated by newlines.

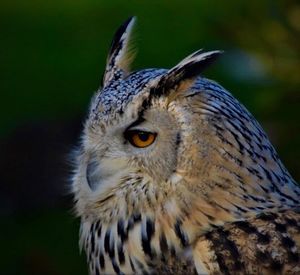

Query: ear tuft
left=153, top=50, right=223, bottom=100
left=170, top=50, right=222, bottom=81
left=103, top=16, right=137, bottom=86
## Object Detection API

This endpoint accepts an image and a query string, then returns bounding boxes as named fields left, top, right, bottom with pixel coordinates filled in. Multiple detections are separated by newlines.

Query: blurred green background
left=1, top=0, right=299, bottom=274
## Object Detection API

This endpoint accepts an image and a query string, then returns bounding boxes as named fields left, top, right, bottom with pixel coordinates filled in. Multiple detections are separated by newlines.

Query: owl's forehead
left=91, top=69, right=166, bottom=119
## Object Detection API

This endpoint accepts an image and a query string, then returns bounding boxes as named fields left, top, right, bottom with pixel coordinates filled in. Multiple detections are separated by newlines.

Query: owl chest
left=83, top=214, right=194, bottom=275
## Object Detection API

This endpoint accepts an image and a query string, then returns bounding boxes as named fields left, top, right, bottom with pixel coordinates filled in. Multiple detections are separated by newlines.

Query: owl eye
left=125, top=130, right=157, bottom=148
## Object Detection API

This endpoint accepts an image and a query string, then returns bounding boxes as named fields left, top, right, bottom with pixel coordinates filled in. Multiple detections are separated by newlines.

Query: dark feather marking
left=118, top=243, right=125, bottom=265
left=213, top=123, right=224, bottom=132
left=98, top=194, right=115, bottom=204
left=272, top=171, right=282, bottom=183
left=217, top=229, right=242, bottom=263
left=249, top=195, right=267, bottom=203
left=90, top=222, right=95, bottom=233
left=208, top=245, right=230, bottom=274
left=174, top=219, right=189, bottom=247
left=256, top=251, right=283, bottom=271
left=206, top=228, right=244, bottom=273
left=270, top=260, right=283, bottom=271
left=260, top=166, right=293, bottom=201
left=129, top=257, right=135, bottom=272
left=285, top=217, right=298, bottom=227
left=256, top=232, right=270, bottom=244
left=124, top=213, right=142, bottom=241
left=138, top=97, right=152, bottom=118
left=176, top=132, right=181, bottom=146
left=246, top=166, right=263, bottom=180
left=257, top=212, right=277, bottom=221
left=111, top=258, right=123, bottom=275
left=141, top=218, right=155, bottom=259
left=99, top=253, right=105, bottom=269
left=91, top=230, right=95, bottom=253
left=223, top=149, right=243, bottom=166
left=108, top=16, right=134, bottom=58
left=260, top=164, right=273, bottom=183
left=133, top=212, right=142, bottom=222
left=133, top=258, right=147, bottom=273
left=170, top=245, right=176, bottom=257
left=127, top=217, right=135, bottom=232
left=117, top=219, right=127, bottom=242
left=207, top=212, right=218, bottom=221
left=234, top=220, right=257, bottom=234
left=104, top=229, right=113, bottom=256
left=207, top=93, right=246, bottom=119
left=288, top=252, right=299, bottom=263
left=281, top=236, right=296, bottom=248
left=256, top=250, right=271, bottom=263
left=228, top=129, right=245, bottom=153
left=104, top=228, right=123, bottom=274
left=215, top=202, right=230, bottom=213
left=259, top=183, right=269, bottom=193
left=215, top=130, right=234, bottom=146
left=233, top=204, right=248, bottom=213
left=159, top=233, right=168, bottom=254
left=95, top=220, right=101, bottom=235
left=193, top=104, right=222, bottom=115
left=227, top=118, right=253, bottom=146
left=125, top=117, right=145, bottom=131
left=263, top=171, right=299, bottom=204
left=274, top=222, right=287, bottom=233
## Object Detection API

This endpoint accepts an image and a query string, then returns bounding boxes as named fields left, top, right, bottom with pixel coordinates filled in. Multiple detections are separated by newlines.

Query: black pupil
left=138, top=132, right=149, bottom=142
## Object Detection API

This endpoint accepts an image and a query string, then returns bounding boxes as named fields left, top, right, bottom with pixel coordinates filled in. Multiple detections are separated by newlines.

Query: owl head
left=72, top=17, right=297, bottom=227
left=72, top=17, right=224, bottom=220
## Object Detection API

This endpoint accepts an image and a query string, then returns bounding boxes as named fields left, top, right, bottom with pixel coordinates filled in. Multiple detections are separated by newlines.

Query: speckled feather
left=72, top=17, right=300, bottom=274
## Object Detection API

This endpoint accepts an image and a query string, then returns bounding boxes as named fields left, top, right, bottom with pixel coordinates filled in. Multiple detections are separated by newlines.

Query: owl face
left=85, top=69, right=181, bottom=191
left=73, top=17, right=222, bottom=221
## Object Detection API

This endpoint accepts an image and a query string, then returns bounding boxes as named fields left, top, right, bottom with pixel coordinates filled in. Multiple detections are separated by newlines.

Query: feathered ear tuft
left=152, top=49, right=223, bottom=102
left=102, top=16, right=137, bottom=86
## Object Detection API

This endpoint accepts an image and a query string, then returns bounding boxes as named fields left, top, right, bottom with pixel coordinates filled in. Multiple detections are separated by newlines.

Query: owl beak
left=85, top=153, right=129, bottom=191
left=86, top=154, right=100, bottom=191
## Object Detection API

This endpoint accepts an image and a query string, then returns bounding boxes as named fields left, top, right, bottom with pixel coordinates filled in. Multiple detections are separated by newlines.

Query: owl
left=72, top=17, right=300, bottom=275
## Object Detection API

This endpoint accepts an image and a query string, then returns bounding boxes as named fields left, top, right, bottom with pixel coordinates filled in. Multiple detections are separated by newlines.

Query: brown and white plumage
left=72, top=17, right=300, bottom=274
left=193, top=210, right=300, bottom=274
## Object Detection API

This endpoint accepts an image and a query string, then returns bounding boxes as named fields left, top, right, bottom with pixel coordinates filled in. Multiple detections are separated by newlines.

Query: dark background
left=1, top=0, right=299, bottom=274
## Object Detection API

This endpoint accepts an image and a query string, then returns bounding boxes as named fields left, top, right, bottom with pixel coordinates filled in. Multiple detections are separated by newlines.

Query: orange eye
left=125, top=130, right=157, bottom=148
